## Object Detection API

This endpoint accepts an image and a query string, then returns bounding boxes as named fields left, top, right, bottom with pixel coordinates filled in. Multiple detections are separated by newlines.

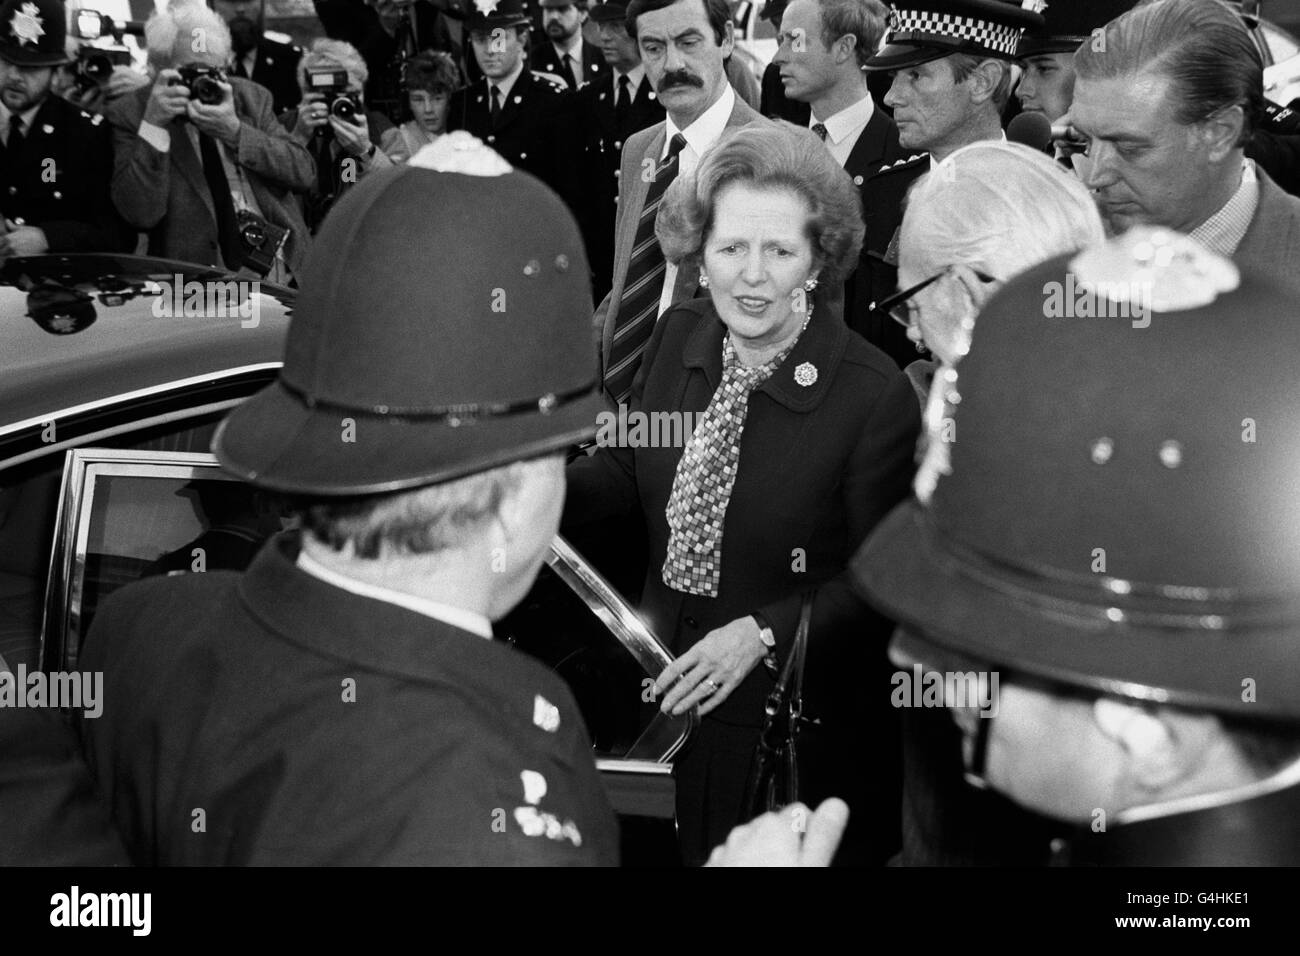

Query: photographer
left=106, top=0, right=313, bottom=283
left=58, top=5, right=149, bottom=116
left=281, top=39, right=400, bottom=232
left=0, top=0, right=132, bottom=259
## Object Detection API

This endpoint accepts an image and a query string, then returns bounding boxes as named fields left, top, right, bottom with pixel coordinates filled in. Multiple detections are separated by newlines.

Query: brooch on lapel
left=794, top=362, right=818, bottom=387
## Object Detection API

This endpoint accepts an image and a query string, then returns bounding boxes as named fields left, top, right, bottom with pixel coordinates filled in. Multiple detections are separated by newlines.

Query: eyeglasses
left=867, top=267, right=998, bottom=331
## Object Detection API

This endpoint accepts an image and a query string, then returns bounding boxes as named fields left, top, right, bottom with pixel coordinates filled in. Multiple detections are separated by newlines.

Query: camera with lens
left=171, top=65, right=228, bottom=106
left=307, top=69, right=362, bottom=125
left=235, top=210, right=290, bottom=278
left=73, top=46, right=133, bottom=91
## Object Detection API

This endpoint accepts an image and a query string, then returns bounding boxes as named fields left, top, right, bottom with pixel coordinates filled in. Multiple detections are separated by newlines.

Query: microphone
left=1006, top=111, right=1052, bottom=152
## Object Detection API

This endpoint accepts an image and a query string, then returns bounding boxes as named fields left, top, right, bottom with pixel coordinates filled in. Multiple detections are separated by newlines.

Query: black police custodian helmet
left=214, top=133, right=605, bottom=496
left=0, top=0, right=70, bottom=67
left=1016, top=0, right=1138, bottom=57
left=865, top=0, right=1044, bottom=71
left=465, top=0, right=531, bottom=31
left=853, top=227, right=1300, bottom=722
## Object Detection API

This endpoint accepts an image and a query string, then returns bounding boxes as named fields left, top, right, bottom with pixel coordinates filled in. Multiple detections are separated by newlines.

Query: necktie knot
left=811, top=122, right=828, bottom=142
left=667, top=132, right=687, bottom=161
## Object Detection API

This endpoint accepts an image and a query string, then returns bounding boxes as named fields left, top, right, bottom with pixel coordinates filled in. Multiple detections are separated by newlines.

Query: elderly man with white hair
left=877, top=140, right=1105, bottom=404
left=106, top=0, right=313, bottom=283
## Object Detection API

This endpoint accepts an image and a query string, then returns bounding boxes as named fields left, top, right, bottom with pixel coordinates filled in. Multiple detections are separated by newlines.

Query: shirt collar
left=664, top=83, right=735, bottom=160
left=554, top=35, right=583, bottom=63
left=1188, top=159, right=1259, bottom=257
left=616, top=64, right=646, bottom=94
left=296, top=548, right=494, bottom=639
left=491, top=58, right=527, bottom=102
left=0, top=98, right=44, bottom=135
left=810, top=93, right=874, bottom=146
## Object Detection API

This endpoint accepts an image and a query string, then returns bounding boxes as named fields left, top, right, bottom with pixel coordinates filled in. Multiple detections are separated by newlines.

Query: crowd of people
left=3, top=0, right=1300, bottom=869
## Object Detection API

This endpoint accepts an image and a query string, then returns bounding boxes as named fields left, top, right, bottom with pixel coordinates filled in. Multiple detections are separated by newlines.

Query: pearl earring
left=698, top=273, right=710, bottom=288
left=803, top=276, right=819, bottom=292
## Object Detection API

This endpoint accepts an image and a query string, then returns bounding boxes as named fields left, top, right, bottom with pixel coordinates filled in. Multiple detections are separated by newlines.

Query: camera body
left=73, top=46, right=133, bottom=91
left=307, top=69, right=362, bottom=124
left=171, top=65, right=228, bottom=106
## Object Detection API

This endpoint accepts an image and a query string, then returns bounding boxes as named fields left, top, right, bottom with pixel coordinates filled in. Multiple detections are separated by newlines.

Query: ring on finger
left=703, top=678, right=720, bottom=694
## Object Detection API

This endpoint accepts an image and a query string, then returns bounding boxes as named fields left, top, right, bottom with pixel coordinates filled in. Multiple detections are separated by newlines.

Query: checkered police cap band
left=887, top=7, right=1023, bottom=58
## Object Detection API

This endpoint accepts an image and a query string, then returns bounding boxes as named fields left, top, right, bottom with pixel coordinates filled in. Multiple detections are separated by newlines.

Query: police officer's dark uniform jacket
left=0, top=95, right=132, bottom=253
left=573, top=66, right=662, bottom=302
left=529, top=37, right=603, bottom=90
left=79, top=535, right=618, bottom=865
left=448, top=67, right=579, bottom=209
left=0, top=0, right=131, bottom=253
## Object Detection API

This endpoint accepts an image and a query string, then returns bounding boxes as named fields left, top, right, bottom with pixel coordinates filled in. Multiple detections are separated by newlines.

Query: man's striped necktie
left=604, top=132, right=688, bottom=404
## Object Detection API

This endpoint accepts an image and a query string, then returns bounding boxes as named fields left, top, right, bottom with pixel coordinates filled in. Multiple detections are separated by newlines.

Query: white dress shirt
left=553, top=36, right=586, bottom=84
left=810, top=93, right=875, bottom=167
left=658, top=83, right=736, bottom=316
left=297, top=548, right=494, bottom=639
left=614, top=64, right=647, bottom=103
left=490, top=58, right=527, bottom=106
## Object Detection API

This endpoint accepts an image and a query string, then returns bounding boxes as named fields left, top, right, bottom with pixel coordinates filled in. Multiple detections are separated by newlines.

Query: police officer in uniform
left=77, top=133, right=620, bottom=865
left=853, top=226, right=1300, bottom=865
left=448, top=0, right=578, bottom=208
left=573, top=0, right=662, bottom=303
left=0, top=0, right=130, bottom=258
left=530, top=0, right=602, bottom=90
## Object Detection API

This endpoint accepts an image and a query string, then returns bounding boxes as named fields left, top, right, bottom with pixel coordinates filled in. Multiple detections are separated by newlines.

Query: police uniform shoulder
left=529, top=71, right=570, bottom=95
left=261, top=35, right=302, bottom=57
left=875, top=152, right=928, bottom=176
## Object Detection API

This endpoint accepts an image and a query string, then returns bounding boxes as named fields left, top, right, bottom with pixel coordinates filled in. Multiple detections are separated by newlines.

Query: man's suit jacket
left=0, top=94, right=132, bottom=254
left=843, top=113, right=927, bottom=369
left=574, top=71, right=664, bottom=303
left=594, top=94, right=765, bottom=372
left=530, top=40, right=604, bottom=90
left=241, top=37, right=304, bottom=115
left=106, top=79, right=314, bottom=275
left=1235, top=166, right=1300, bottom=281
left=77, top=533, right=620, bottom=866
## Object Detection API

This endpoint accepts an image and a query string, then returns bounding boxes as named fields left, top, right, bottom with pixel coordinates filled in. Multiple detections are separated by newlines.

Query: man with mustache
left=212, top=0, right=304, bottom=114
left=596, top=0, right=765, bottom=403
left=531, top=0, right=603, bottom=90
left=0, top=0, right=130, bottom=260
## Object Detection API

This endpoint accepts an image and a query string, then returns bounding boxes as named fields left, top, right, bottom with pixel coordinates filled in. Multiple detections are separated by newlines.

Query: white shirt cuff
left=138, top=120, right=171, bottom=153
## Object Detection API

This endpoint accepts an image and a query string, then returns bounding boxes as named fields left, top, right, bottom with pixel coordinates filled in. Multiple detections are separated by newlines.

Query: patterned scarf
left=662, top=332, right=800, bottom=597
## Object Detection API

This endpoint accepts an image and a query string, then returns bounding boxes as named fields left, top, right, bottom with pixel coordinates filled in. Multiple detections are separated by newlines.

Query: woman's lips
left=734, top=295, right=771, bottom=316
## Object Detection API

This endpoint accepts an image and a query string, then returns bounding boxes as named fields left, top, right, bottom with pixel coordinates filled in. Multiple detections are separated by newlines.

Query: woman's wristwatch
left=751, top=611, right=779, bottom=678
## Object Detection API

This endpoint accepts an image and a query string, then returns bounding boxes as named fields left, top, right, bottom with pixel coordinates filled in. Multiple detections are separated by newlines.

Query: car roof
left=0, top=255, right=291, bottom=431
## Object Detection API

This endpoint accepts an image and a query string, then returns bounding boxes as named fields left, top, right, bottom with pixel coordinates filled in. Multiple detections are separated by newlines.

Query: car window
left=48, top=450, right=692, bottom=764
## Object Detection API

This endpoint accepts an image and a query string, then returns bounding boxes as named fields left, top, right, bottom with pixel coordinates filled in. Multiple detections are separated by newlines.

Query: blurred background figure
left=883, top=140, right=1103, bottom=402
left=0, top=0, right=132, bottom=260
left=214, top=0, right=304, bottom=114
left=574, top=0, right=663, bottom=303
left=107, top=0, right=313, bottom=281
left=281, top=38, right=399, bottom=231
left=387, top=48, right=460, bottom=160
left=566, top=122, right=918, bottom=866
left=532, top=0, right=602, bottom=90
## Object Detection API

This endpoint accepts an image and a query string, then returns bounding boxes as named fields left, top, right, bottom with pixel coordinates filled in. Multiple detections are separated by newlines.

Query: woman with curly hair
left=564, top=120, right=919, bottom=865
left=386, top=50, right=463, bottom=161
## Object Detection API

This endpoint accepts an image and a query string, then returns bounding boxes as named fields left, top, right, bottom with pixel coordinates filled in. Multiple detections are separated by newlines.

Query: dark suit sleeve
left=563, top=297, right=678, bottom=530
left=234, top=84, right=316, bottom=193
left=106, top=94, right=170, bottom=230
left=756, top=367, right=920, bottom=656
left=40, top=115, right=133, bottom=253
